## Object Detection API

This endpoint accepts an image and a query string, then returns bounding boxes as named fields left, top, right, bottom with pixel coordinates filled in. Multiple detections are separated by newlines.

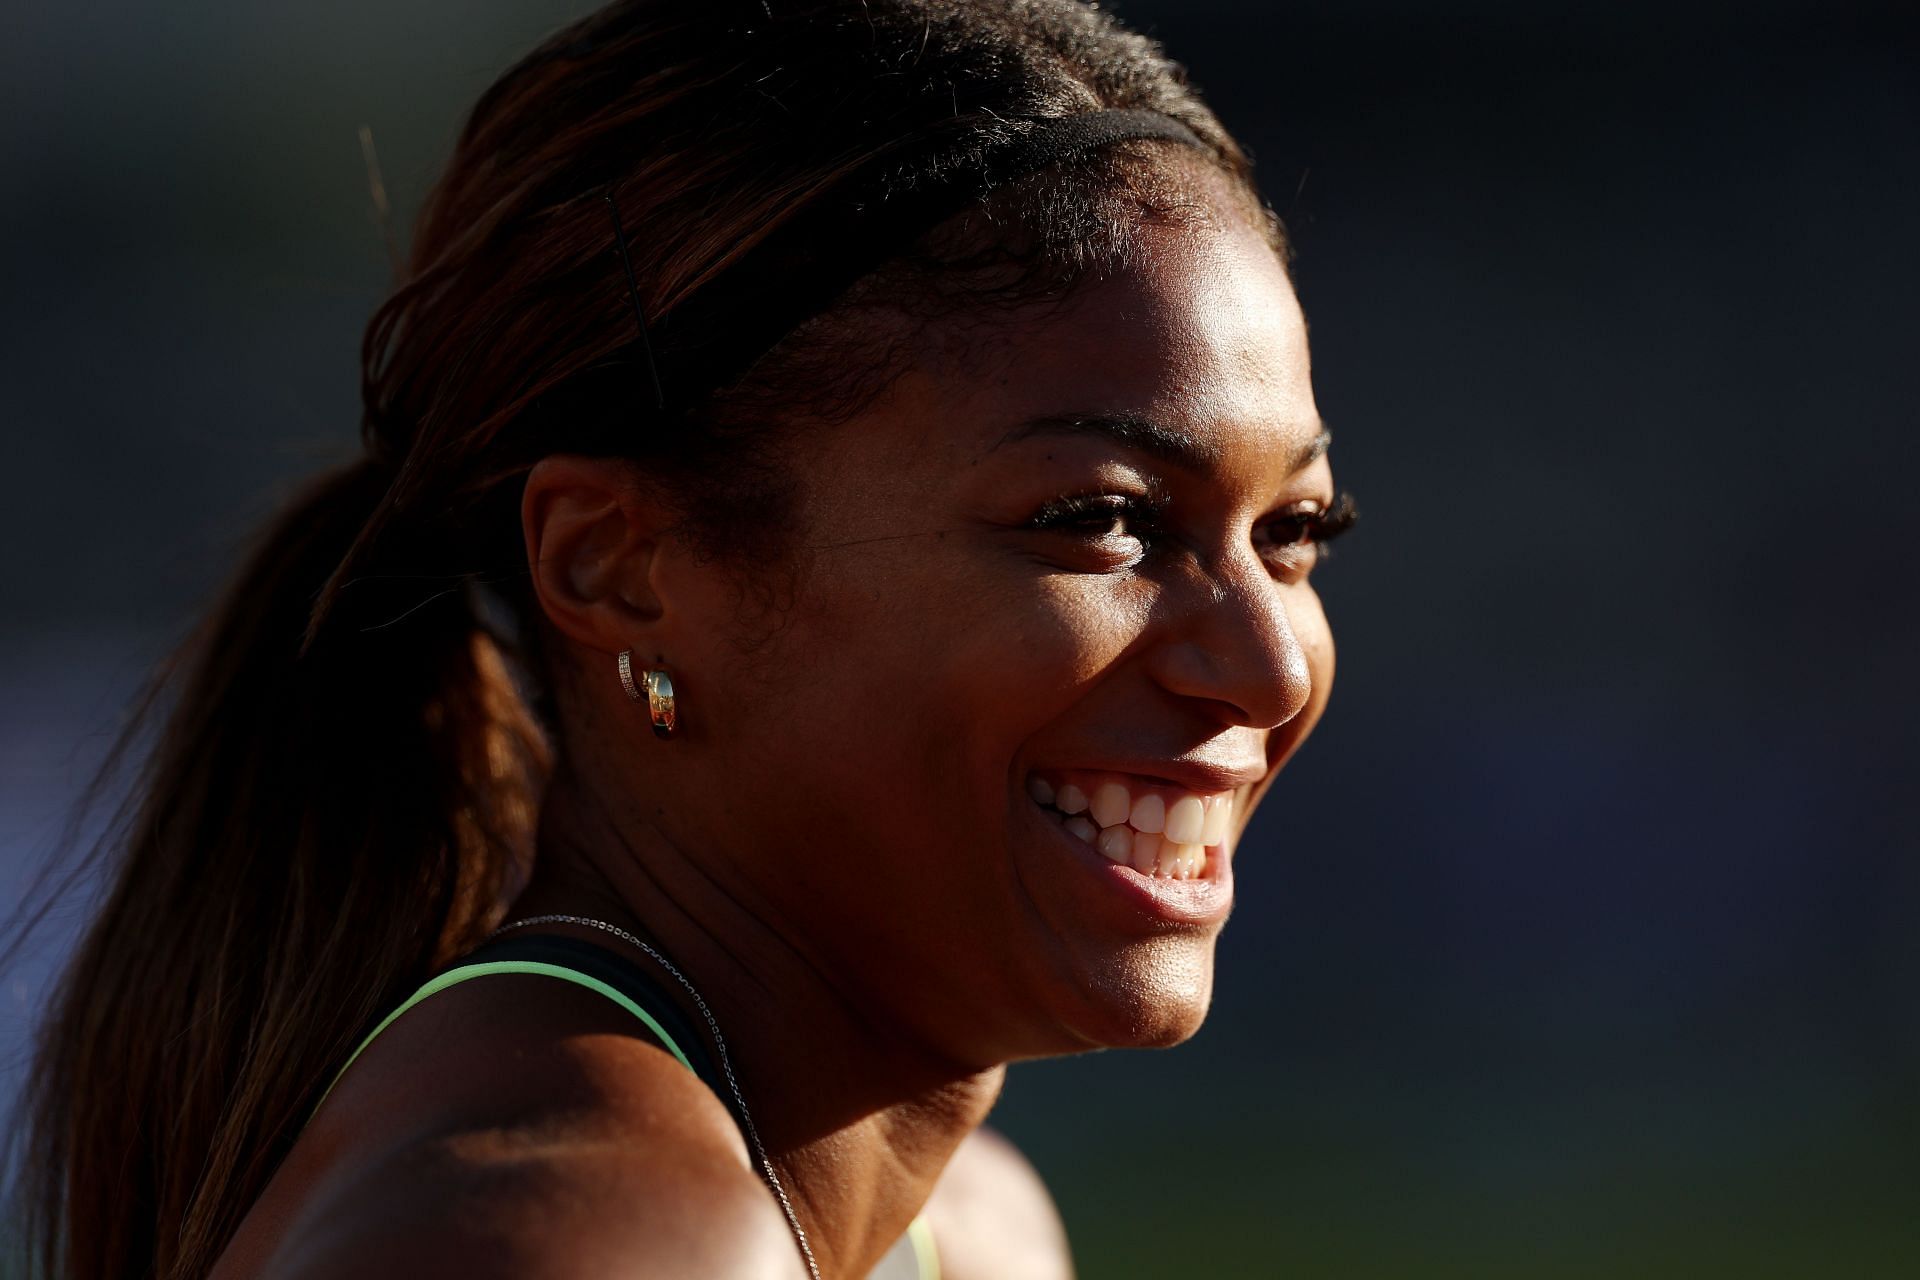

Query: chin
left=1050, top=935, right=1219, bottom=1053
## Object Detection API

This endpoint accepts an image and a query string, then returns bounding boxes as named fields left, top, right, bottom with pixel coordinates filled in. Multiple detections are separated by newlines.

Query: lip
left=1050, top=759, right=1269, bottom=796
left=1022, top=789, right=1236, bottom=930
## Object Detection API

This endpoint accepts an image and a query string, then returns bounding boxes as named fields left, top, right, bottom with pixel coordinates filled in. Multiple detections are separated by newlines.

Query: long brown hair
left=10, top=3, right=1277, bottom=1276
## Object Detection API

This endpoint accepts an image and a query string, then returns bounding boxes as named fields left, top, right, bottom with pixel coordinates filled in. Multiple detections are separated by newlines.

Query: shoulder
left=268, top=1130, right=803, bottom=1280
left=923, top=1126, right=1073, bottom=1280
left=242, top=970, right=807, bottom=1279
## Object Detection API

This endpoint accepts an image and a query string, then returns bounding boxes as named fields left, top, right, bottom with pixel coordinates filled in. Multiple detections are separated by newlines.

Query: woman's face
left=642, top=197, right=1336, bottom=1066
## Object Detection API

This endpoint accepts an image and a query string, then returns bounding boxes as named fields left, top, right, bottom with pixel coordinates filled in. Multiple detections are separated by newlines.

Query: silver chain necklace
left=488, top=913, right=823, bottom=1280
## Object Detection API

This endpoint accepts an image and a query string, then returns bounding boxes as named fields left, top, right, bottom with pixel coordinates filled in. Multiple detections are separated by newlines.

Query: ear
left=521, top=454, right=672, bottom=654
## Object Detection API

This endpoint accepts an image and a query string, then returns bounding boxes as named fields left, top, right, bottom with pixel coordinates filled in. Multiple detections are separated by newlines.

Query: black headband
left=557, top=107, right=1211, bottom=432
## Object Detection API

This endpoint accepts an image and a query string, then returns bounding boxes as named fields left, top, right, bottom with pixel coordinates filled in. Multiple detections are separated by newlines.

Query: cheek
left=1001, top=573, right=1157, bottom=681
left=736, top=551, right=1151, bottom=799
left=930, top=573, right=1158, bottom=765
left=1279, top=583, right=1336, bottom=760
left=1298, top=585, right=1335, bottom=700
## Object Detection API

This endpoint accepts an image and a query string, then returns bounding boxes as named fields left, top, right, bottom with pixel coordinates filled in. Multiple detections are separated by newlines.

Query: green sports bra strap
left=314, top=960, right=695, bottom=1115
left=310, top=943, right=940, bottom=1280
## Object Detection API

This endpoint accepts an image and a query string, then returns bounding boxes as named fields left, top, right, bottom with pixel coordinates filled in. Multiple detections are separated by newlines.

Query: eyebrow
left=993, top=412, right=1333, bottom=475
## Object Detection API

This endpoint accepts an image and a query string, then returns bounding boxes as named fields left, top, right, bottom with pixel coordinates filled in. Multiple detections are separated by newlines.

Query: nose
left=1145, top=552, right=1314, bottom=731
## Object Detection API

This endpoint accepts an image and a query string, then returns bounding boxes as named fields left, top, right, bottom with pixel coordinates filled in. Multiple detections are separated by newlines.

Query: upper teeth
left=1028, top=771, right=1233, bottom=880
left=1090, top=782, right=1131, bottom=828
left=1165, top=796, right=1206, bottom=844
left=1128, top=793, right=1165, bottom=834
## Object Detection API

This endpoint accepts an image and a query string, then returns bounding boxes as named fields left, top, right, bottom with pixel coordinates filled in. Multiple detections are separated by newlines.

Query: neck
left=510, top=769, right=1006, bottom=1277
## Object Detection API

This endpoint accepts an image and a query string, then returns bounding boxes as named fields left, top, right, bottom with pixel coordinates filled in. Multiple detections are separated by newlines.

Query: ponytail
left=15, top=458, right=549, bottom=1280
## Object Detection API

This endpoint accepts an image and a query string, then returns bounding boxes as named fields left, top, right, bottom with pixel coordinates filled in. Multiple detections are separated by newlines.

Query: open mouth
left=1026, top=770, right=1232, bottom=881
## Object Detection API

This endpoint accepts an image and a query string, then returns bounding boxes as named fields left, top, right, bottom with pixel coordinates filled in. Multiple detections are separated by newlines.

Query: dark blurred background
left=4, top=1, right=1917, bottom=1276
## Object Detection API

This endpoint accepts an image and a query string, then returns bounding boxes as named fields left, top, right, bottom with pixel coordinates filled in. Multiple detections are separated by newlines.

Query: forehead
left=862, top=211, right=1319, bottom=481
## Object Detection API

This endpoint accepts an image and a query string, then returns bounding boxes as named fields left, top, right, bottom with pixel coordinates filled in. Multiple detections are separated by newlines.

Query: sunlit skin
left=222, top=170, right=1338, bottom=1280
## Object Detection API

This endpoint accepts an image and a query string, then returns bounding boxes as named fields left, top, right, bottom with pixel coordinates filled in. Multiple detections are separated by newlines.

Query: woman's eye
left=1263, top=514, right=1316, bottom=548
left=1025, top=492, right=1168, bottom=569
left=1256, top=492, right=1358, bottom=567
left=1028, top=493, right=1164, bottom=543
left=1027, top=488, right=1358, bottom=575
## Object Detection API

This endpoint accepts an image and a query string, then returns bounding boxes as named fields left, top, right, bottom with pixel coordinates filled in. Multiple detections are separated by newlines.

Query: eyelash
left=1028, top=489, right=1168, bottom=536
left=1028, top=489, right=1359, bottom=562
left=1270, top=491, right=1359, bottom=551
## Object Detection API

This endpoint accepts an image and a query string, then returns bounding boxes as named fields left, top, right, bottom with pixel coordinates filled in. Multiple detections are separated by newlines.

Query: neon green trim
left=315, top=961, right=694, bottom=1115
left=317, top=963, right=938, bottom=1280
left=907, top=1215, right=940, bottom=1280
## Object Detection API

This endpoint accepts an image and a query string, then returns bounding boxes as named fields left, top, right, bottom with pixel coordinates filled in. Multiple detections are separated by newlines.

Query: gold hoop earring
left=617, top=650, right=678, bottom=739
left=642, top=669, right=678, bottom=739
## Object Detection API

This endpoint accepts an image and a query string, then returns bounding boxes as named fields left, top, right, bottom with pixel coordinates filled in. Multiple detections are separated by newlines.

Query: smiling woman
left=14, top=2, right=1351, bottom=1279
